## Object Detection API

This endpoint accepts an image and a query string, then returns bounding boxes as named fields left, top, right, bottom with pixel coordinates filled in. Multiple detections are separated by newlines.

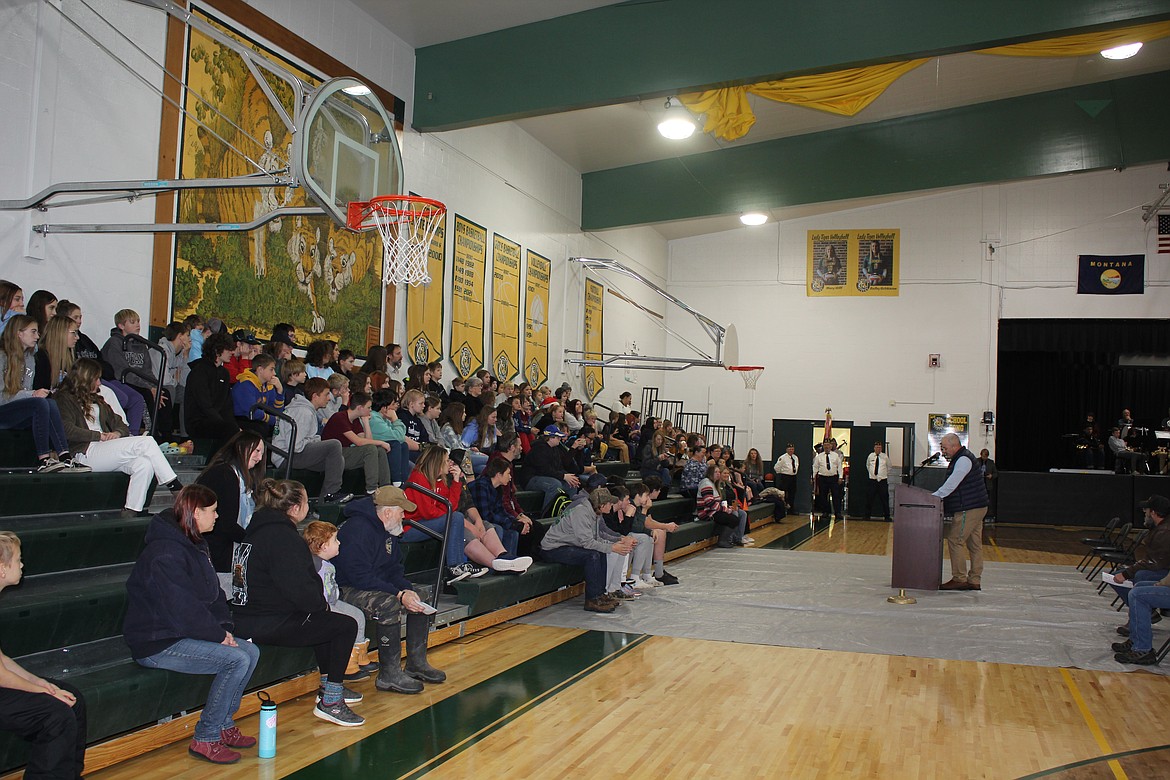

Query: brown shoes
left=940, top=579, right=981, bottom=591
left=584, top=597, right=617, bottom=613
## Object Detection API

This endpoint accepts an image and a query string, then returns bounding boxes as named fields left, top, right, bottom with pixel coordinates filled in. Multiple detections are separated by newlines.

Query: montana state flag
left=1077, top=254, right=1144, bottom=295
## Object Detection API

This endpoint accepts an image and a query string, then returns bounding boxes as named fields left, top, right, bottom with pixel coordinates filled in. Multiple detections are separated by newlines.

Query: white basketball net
left=367, top=203, right=444, bottom=287
left=730, top=367, right=764, bottom=389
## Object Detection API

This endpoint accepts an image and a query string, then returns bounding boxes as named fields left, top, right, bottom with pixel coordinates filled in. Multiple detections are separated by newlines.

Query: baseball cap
left=206, top=318, right=226, bottom=334
left=1139, top=494, right=1170, bottom=516
left=542, top=425, right=564, bottom=437
left=232, top=329, right=261, bottom=345
left=373, top=485, right=417, bottom=512
left=592, top=487, right=617, bottom=506
left=272, top=331, right=299, bottom=348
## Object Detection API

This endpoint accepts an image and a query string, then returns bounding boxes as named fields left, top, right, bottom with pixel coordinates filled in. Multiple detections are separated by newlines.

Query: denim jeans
left=469, top=450, right=489, bottom=476
left=541, top=544, right=605, bottom=599
left=403, top=511, right=467, bottom=567
left=386, top=440, right=411, bottom=483
left=1111, top=568, right=1168, bottom=606
left=527, top=476, right=575, bottom=515
left=137, top=637, right=260, bottom=743
left=0, top=397, right=69, bottom=458
left=1127, top=582, right=1170, bottom=652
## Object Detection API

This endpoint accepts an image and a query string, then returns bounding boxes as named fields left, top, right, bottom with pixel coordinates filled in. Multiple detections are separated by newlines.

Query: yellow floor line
left=1060, top=668, right=1128, bottom=780
left=987, top=534, right=1005, bottom=562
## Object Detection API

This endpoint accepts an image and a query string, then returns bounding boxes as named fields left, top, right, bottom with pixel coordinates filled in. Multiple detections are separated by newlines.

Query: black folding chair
left=1084, top=522, right=1132, bottom=580
left=1077, top=517, right=1120, bottom=571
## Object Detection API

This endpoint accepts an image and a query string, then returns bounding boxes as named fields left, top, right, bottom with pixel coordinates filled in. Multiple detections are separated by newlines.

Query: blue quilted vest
left=943, top=447, right=989, bottom=515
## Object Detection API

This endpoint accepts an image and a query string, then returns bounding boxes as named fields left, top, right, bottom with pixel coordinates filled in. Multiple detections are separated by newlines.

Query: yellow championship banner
left=807, top=229, right=900, bottom=297
left=451, top=215, right=487, bottom=378
left=406, top=201, right=446, bottom=366
left=524, top=250, right=551, bottom=388
left=583, top=278, right=605, bottom=401
left=490, top=234, right=522, bottom=381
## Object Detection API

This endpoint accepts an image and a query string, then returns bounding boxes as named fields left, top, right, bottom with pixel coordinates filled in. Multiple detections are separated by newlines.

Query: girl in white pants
left=54, top=359, right=182, bottom=512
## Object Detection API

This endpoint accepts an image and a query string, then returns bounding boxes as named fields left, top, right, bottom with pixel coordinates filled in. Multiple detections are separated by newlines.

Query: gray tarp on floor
left=516, top=548, right=1167, bottom=674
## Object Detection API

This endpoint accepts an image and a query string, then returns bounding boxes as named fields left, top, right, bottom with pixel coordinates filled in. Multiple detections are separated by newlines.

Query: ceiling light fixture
left=1101, top=42, right=1142, bottom=60
left=657, top=96, right=696, bottom=140
left=740, top=212, right=768, bottom=226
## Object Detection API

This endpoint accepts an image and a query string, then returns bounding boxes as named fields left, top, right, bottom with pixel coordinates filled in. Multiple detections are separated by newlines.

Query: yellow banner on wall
left=807, top=229, right=900, bottom=297
left=491, top=234, right=522, bottom=381
left=524, top=250, right=551, bottom=388
left=583, top=278, right=605, bottom=401
left=451, top=215, right=487, bottom=379
left=406, top=206, right=446, bottom=367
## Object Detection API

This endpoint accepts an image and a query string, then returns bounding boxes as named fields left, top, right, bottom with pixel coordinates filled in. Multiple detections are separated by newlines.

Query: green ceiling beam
left=580, top=71, right=1170, bottom=230
left=412, top=0, right=1170, bottom=131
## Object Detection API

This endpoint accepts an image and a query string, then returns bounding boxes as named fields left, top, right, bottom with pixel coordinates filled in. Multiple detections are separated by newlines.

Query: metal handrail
left=401, top=481, right=454, bottom=611
left=250, top=403, right=296, bottom=479
left=120, top=334, right=166, bottom=436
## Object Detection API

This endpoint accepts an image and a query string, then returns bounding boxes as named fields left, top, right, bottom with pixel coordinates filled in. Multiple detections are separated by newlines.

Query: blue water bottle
left=257, top=691, right=277, bottom=758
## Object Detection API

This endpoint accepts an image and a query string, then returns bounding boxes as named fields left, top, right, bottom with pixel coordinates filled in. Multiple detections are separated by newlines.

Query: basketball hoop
left=727, top=365, right=765, bottom=389
left=347, top=195, right=446, bottom=286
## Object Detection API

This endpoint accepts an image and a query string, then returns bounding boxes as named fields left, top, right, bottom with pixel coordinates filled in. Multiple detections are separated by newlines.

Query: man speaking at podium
left=932, top=433, right=989, bottom=591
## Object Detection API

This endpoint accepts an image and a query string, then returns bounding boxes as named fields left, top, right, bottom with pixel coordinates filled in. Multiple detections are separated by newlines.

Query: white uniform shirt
left=814, top=451, right=839, bottom=477
left=867, top=452, right=888, bottom=480
left=774, top=452, right=799, bottom=476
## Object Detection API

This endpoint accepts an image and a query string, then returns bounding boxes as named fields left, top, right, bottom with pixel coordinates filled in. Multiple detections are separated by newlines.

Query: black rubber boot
left=404, top=612, right=446, bottom=683
left=374, top=623, right=423, bottom=694
left=716, top=525, right=736, bottom=548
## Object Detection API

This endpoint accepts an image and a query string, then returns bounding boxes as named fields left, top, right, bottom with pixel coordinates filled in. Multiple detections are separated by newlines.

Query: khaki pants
left=945, top=506, right=987, bottom=585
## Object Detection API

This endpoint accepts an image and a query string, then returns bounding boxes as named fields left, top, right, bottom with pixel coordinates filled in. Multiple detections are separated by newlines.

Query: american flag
left=1160, top=214, right=1170, bottom=254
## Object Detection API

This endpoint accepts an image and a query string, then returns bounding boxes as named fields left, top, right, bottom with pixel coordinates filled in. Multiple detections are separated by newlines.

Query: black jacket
left=123, top=511, right=232, bottom=659
left=185, top=356, right=236, bottom=432
left=526, top=439, right=575, bottom=480
left=229, top=507, right=328, bottom=636
left=196, top=463, right=248, bottom=573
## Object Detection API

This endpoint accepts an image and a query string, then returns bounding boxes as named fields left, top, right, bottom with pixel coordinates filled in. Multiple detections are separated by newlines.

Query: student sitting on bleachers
left=453, top=453, right=533, bottom=574
left=302, top=521, right=376, bottom=681
left=101, top=308, right=171, bottom=434
left=461, top=404, right=498, bottom=475
left=55, top=359, right=184, bottom=515
left=640, top=431, right=674, bottom=485
left=680, top=445, right=708, bottom=497
left=402, top=446, right=486, bottom=585
left=123, top=485, right=260, bottom=765
left=271, top=377, right=349, bottom=503
left=230, top=352, right=284, bottom=437
left=230, top=479, right=364, bottom=727
left=197, top=431, right=267, bottom=589
left=398, top=389, right=431, bottom=456
left=525, top=425, right=584, bottom=514
left=0, top=531, right=89, bottom=776
left=184, top=332, right=241, bottom=444
left=334, top=487, right=446, bottom=694
left=601, top=486, right=643, bottom=601
left=368, top=389, right=410, bottom=485
left=25, top=289, right=56, bottom=331
left=281, top=358, right=307, bottom=401
left=153, top=321, right=191, bottom=436
left=0, top=314, right=90, bottom=473
left=699, top=464, right=749, bottom=548
left=223, top=330, right=261, bottom=385
left=304, top=340, right=335, bottom=380
left=638, top=476, right=680, bottom=586
left=435, top=400, right=466, bottom=452
left=184, top=314, right=207, bottom=361
left=425, top=360, right=447, bottom=402
left=540, top=487, right=633, bottom=614
left=468, top=455, right=539, bottom=555
left=487, top=434, right=545, bottom=557
left=316, top=372, right=349, bottom=427
left=34, top=314, right=130, bottom=425
left=321, top=391, right=392, bottom=494
left=58, top=299, right=145, bottom=434
left=420, top=394, right=443, bottom=445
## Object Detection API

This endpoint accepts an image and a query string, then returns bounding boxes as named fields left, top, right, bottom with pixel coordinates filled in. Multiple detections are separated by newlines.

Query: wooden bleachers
left=0, top=428, right=782, bottom=774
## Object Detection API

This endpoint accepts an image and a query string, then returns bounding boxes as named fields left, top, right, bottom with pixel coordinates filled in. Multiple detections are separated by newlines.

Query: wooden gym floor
left=91, top=521, right=1169, bottom=779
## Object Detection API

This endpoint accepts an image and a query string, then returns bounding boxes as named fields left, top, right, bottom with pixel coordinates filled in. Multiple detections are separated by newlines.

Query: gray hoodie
left=271, top=393, right=321, bottom=466
left=541, top=495, right=612, bottom=554
left=0, top=349, right=36, bottom=405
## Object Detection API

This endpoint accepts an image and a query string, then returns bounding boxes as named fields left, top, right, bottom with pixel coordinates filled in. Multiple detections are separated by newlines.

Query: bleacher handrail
left=120, top=333, right=166, bottom=437
left=401, top=480, right=454, bottom=610
left=251, top=402, right=295, bottom=479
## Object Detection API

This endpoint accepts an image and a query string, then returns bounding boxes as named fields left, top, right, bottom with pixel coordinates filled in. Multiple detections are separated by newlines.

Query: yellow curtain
left=679, top=21, right=1170, bottom=143
left=981, top=20, right=1170, bottom=57
left=680, top=60, right=927, bottom=142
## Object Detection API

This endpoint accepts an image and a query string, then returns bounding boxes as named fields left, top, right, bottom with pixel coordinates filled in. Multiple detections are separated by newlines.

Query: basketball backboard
left=297, top=77, right=404, bottom=229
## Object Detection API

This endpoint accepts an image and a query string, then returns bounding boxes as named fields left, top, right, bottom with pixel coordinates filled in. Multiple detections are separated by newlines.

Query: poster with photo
left=928, top=413, right=969, bottom=457
left=807, top=229, right=900, bottom=297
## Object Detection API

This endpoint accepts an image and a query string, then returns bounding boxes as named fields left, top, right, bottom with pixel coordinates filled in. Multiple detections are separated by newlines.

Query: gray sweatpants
left=341, top=444, right=391, bottom=491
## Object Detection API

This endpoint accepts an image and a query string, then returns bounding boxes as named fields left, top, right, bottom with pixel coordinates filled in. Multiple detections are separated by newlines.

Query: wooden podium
left=891, top=484, right=943, bottom=590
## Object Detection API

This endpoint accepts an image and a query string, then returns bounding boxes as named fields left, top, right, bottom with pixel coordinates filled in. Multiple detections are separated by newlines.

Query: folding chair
left=1077, top=517, right=1120, bottom=571
left=1084, top=522, right=1132, bottom=580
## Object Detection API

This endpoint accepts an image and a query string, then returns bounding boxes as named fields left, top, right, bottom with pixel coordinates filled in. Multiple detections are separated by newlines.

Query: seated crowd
left=0, top=279, right=784, bottom=768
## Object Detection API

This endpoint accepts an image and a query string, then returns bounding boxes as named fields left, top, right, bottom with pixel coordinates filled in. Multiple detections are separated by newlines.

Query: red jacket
left=404, top=469, right=461, bottom=520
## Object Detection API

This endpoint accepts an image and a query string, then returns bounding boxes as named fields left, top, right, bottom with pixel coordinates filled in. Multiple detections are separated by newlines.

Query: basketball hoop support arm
left=565, top=257, right=729, bottom=371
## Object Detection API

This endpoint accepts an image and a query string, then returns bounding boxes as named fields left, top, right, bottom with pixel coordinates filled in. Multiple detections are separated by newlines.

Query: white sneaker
left=468, top=565, right=490, bottom=578
left=743, top=536, right=755, bottom=544
left=632, top=576, right=658, bottom=589
left=491, top=556, right=533, bottom=573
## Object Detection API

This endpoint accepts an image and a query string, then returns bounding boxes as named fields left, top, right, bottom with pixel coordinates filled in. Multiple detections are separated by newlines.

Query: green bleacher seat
left=0, top=472, right=155, bottom=517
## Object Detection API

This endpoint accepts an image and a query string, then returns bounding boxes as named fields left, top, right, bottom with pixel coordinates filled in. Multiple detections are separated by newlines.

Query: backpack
left=545, top=490, right=572, bottom=519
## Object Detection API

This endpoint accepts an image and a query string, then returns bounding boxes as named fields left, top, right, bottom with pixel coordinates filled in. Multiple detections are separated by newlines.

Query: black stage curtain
left=997, top=319, right=1170, bottom=472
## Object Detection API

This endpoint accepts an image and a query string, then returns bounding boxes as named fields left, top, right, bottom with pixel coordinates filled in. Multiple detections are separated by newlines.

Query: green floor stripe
left=763, top=515, right=835, bottom=550
left=288, top=630, right=651, bottom=779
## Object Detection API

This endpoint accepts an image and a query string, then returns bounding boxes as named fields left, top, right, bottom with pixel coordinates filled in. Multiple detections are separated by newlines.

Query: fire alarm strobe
left=928, top=354, right=941, bottom=368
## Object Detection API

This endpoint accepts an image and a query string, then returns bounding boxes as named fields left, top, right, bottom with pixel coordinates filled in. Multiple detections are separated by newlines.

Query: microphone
left=920, top=452, right=941, bottom=466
